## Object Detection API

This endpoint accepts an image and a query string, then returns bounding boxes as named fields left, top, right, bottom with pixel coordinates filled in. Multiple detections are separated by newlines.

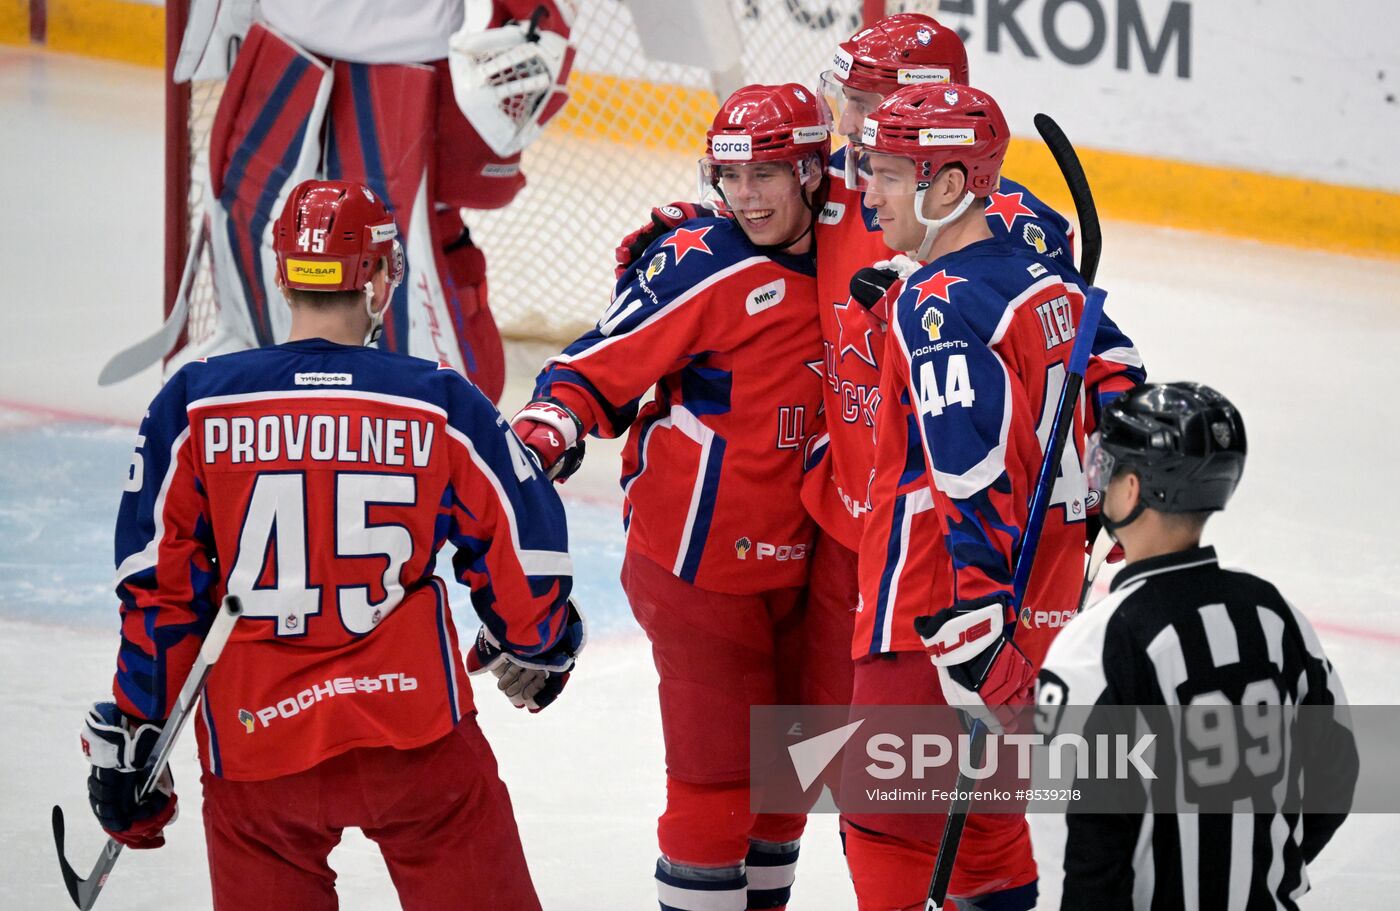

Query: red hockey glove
left=511, top=398, right=585, bottom=482
left=465, top=599, right=586, bottom=711
left=613, top=201, right=716, bottom=278
left=82, top=702, right=178, bottom=849
left=914, top=594, right=1035, bottom=735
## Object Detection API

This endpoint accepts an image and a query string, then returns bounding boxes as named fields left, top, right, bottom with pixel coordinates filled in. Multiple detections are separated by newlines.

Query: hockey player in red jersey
left=514, top=85, right=828, bottom=911
left=612, top=14, right=1139, bottom=724
left=78, top=179, right=582, bottom=910
left=176, top=0, right=576, bottom=400
left=839, top=84, right=1139, bottom=910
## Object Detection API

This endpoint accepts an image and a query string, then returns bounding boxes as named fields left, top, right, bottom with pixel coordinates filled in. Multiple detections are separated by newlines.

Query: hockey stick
left=53, top=595, right=242, bottom=909
left=97, top=219, right=207, bottom=386
left=1031, top=113, right=1119, bottom=610
left=924, top=288, right=1107, bottom=910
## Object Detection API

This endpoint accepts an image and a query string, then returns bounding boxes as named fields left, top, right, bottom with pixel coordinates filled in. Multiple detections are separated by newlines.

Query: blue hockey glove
left=81, top=702, right=178, bottom=849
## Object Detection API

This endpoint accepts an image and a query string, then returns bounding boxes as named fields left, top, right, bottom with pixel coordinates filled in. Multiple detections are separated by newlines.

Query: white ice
left=3, top=47, right=1399, bottom=909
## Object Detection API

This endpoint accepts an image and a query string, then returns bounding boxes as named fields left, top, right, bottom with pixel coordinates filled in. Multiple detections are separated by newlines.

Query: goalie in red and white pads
left=167, top=0, right=577, bottom=402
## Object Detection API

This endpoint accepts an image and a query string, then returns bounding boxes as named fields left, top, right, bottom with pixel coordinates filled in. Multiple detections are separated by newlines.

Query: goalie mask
left=820, top=14, right=968, bottom=144
left=700, top=83, right=832, bottom=252
left=448, top=0, right=577, bottom=158
left=853, top=84, right=1008, bottom=259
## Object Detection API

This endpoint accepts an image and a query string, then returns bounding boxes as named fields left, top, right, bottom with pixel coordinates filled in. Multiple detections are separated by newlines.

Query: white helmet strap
left=912, top=189, right=976, bottom=261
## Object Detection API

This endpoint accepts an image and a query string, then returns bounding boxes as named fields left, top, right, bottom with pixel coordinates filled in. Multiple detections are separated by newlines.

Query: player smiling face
left=715, top=160, right=820, bottom=252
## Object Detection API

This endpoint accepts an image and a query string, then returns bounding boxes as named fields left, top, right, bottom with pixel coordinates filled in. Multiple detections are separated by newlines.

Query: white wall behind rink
left=147, top=0, right=1398, bottom=191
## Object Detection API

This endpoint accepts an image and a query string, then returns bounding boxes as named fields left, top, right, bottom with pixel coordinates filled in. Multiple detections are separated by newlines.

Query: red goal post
left=162, top=1, right=935, bottom=360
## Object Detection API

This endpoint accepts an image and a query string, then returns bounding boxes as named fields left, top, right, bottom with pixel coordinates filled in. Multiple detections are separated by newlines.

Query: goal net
left=166, top=1, right=929, bottom=357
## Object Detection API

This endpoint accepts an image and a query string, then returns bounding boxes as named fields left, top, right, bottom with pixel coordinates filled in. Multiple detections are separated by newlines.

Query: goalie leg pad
left=324, top=60, right=436, bottom=357
left=207, top=23, right=332, bottom=348
left=436, top=210, right=505, bottom=402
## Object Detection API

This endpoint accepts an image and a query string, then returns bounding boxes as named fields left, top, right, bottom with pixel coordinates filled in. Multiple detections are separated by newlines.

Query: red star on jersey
left=661, top=225, right=714, bottom=264
left=832, top=299, right=879, bottom=369
left=984, top=190, right=1038, bottom=231
left=911, top=270, right=966, bottom=308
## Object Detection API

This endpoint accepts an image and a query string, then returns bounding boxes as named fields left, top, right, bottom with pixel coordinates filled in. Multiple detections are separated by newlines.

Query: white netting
left=470, top=0, right=868, bottom=343
left=184, top=79, right=223, bottom=349
left=176, top=1, right=902, bottom=350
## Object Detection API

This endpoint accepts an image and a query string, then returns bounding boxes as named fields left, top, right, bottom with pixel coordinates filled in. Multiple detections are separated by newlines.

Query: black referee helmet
left=1092, top=382, right=1247, bottom=514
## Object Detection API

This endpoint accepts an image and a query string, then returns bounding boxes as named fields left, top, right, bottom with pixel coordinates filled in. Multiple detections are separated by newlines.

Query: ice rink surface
left=3, top=48, right=1400, bottom=909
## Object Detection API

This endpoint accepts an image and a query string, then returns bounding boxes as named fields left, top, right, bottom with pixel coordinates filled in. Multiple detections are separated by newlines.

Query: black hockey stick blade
left=52, top=805, right=123, bottom=910
left=1033, top=113, right=1101, bottom=285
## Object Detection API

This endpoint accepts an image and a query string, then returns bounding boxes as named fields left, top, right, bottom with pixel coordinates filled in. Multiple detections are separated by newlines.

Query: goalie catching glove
left=448, top=1, right=576, bottom=158
left=466, top=598, right=586, bottom=711
left=81, top=702, right=178, bottom=849
left=512, top=398, right=586, bottom=481
left=914, top=594, right=1035, bottom=735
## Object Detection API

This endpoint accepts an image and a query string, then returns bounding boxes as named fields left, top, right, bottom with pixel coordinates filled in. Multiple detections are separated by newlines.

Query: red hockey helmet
left=700, top=83, right=832, bottom=232
left=828, top=14, right=969, bottom=96
left=857, top=83, right=1009, bottom=198
left=273, top=179, right=405, bottom=293
left=704, top=83, right=832, bottom=170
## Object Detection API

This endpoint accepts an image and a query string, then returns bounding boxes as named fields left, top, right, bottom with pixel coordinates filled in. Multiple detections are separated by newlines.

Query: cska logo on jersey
left=922, top=307, right=944, bottom=341
left=661, top=225, right=714, bottom=264
left=985, top=190, right=1038, bottom=231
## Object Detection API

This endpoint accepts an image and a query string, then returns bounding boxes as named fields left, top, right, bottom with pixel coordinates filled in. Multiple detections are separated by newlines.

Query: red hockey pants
left=200, top=714, right=538, bottom=910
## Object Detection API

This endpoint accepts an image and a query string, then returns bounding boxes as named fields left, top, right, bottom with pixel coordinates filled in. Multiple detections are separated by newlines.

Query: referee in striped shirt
left=1036, top=382, right=1357, bottom=910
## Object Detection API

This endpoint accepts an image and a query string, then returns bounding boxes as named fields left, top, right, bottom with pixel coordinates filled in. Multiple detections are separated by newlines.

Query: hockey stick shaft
left=925, top=292, right=1106, bottom=909
left=1033, top=113, right=1120, bottom=609
left=97, top=219, right=206, bottom=386
left=53, top=595, right=242, bottom=909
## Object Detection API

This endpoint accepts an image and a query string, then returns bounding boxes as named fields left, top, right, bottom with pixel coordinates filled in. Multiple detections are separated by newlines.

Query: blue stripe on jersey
left=620, top=411, right=664, bottom=493
left=679, top=363, right=733, bottom=417
left=945, top=483, right=1020, bottom=596
left=345, top=64, right=410, bottom=353
left=678, top=435, right=727, bottom=584
left=537, top=365, right=641, bottom=438
left=869, top=493, right=909, bottom=656
left=202, top=692, right=223, bottom=777
left=220, top=55, right=312, bottom=347
left=432, top=580, right=461, bottom=725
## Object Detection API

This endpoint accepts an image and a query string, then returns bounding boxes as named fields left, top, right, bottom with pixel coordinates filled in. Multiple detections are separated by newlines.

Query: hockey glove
left=614, top=202, right=717, bottom=278
left=466, top=598, right=586, bottom=711
left=914, top=594, right=1035, bottom=735
left=512, top=398, right=586, bottom=482
left=81, top=702, right=178, bottom=849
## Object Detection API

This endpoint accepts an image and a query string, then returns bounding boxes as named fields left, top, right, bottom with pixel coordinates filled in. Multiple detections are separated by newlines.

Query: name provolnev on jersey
left=238, top=673, right=420, bottom=733
left=202, top=414, right=437, bottom=467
